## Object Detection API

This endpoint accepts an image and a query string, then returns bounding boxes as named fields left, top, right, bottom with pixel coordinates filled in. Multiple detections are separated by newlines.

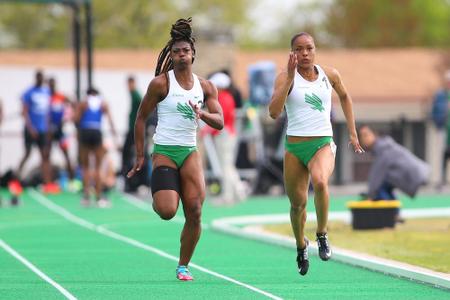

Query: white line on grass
left=0, top=239, right=77, bottom=300
left=30, top=189, right=282, bottom=300
left=122, top=192, right=210, bottom=229
left=211, top=213, right=450, bottom=290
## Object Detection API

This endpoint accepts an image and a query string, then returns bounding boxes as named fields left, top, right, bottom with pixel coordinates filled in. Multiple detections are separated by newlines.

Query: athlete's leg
left=284, top=151, right=310, bottom=249
left=38, top=135, right=52, bottom=184
left=17, top=146, right=31, bottom=178
left=151, top=154, right=180, bottom=220
left=60, top=142, right=74, bottom=179
left=308, top=144, right=335, bottom=234
left=442, top=148, right=450, bottom=185
left=17, top=129, right=32, bottom=177
left=79, top=145, right=90, bottom=199
left=178, top=151, right=205, bottom=267
left=93, top=145, right=105, bottom=200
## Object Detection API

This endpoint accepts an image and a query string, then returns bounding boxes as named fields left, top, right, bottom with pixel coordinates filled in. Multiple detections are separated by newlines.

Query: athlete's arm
left=127, top=75, right=166, bottom=178
left=73, top=101, right=87, bottom=124
left=269, top=52, right=297, bottom=119
left=324, top=66, right=364, bottom=153
left=195, top=78, right=224, bottom=130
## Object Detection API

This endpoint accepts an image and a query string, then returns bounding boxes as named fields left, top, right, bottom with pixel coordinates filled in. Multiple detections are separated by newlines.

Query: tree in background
left=0, top=0, right=448, bottom=49
left=0, top=0, right=249, bottom=49
left=323, top=0, right=450, bottom=48
left=0, top=3, right=70, bottom=48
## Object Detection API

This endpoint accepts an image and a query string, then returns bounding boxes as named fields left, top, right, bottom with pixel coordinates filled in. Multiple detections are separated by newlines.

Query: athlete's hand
left=287, top=52, right=298, bottom=80
left=189, top=100, right=203, bottom=120
left=349, top=135, right=365, bottom=154
left=127, top=155, right=145, bottom=178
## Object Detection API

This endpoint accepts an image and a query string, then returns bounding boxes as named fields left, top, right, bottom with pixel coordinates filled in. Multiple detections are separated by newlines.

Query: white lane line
left=0, top=239, right=77, bottom=300
left=122, top=192, right=210, bottom=229
left=211, top=213, right=450, bottom=290
left=212, top=207, right=450, bottom=227
left=30, top=190, right=282, bottom=300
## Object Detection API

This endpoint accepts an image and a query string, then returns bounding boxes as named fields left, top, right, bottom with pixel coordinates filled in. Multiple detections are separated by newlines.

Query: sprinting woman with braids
left=127, top=18, right=223, bottom=281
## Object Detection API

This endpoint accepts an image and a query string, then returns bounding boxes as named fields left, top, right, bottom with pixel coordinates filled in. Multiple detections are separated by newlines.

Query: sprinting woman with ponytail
left=127, top=18, right=223, bottom=281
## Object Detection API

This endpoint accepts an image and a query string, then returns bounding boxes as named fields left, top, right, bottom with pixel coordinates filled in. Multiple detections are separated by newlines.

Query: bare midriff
left=286, top=136, right=325, bottom=142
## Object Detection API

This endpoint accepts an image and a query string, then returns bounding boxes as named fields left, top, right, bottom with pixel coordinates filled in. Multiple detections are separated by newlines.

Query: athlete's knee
left=184, top=202, right=202, bottom=225
left=290, top=201, right=307, bottom=213
left=312, top=176, right=328, bottom=192
left=158, top=210, right=177, bottom=221
left=153, top=203, right=177, bottom=220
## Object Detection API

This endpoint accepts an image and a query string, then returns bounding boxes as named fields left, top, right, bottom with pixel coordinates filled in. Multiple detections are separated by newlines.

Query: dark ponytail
left=155, top=17, right=196, bottom=76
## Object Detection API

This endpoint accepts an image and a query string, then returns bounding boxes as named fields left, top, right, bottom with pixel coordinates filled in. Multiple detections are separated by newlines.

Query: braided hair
left=155, top=17, right=196, bottom=76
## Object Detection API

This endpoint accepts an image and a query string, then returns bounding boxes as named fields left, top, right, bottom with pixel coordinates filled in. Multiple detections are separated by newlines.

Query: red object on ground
left=8, top=180, right=23, bottom=196
left=42, top=182, right=61, bottom=194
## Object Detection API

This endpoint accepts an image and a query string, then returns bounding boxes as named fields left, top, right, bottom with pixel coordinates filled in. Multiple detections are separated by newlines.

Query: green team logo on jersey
left=177, top=102, right=195, bottom=120
left=305, top=93, right=325, bottom=112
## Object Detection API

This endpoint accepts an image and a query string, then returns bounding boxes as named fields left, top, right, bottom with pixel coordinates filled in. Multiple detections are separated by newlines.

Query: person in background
left=431, top=70, right=450, bottom=188
left=75, top=88, right=117, bottom=208
left=122, top=76, right=142, bottom=183
left=358, top=125, right=430, bottom=204
left=208, top=72, right=247, bottom=205
left=48, top=77, right=74, bottom=184
left=18, top=70, right=56, bottom=192
left=219, top=68, right=243, bottom=109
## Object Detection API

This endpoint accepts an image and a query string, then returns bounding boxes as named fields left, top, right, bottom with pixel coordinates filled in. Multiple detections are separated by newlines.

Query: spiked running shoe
left=176, top=265, right=193, bottom=281
left=296, top=237, right=309, bottom=276
left=316, top=232, right=332, bottom=261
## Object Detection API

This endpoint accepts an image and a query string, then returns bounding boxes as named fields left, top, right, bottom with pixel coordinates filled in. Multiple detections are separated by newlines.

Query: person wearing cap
left=208, top=72, right=247, bottom=205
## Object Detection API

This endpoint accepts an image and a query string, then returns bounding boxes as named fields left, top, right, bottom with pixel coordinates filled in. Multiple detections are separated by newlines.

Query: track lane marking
left=30, top=189, right=282, bottom=300
left=0, top=239, right=77, bottom=300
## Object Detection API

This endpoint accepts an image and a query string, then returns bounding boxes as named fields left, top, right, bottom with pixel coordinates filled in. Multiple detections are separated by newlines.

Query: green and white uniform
left=285, top=65, right=335, bottom=166
left=286, top=64, right=333, bottom=136
left=153, top=70, right=204, bottom=167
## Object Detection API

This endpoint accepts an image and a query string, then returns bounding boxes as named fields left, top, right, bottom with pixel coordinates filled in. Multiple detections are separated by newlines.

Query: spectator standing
left=209, top=72, right=247, bottom=205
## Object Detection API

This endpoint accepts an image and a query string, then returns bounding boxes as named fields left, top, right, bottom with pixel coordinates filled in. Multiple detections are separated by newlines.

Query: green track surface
left=0, top=189, right=449, bottom=299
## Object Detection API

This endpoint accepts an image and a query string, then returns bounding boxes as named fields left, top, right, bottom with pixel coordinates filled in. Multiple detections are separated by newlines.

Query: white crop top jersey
left=285, top=65, right=333, bottom=137
left=153, top=70, right=204, bottom=146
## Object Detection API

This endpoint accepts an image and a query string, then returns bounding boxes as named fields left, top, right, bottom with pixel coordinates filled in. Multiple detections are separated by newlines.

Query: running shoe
left=176, top=265, right=193, bottom=281
left=296, top=237, right=309, bottom=276
left=316, top=232, right=332, bottom=261
left=42, top=182, right=61, bottom=194
left=97, top=198, right=112, bottom=208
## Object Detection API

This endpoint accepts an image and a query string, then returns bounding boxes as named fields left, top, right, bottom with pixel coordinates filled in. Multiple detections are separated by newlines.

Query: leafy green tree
left=0, top=0, right=250, bottom=49
left=0, top=3, right=70, bottom=48
left=323, top=0, right=450, bottom=47
left=94, top=0, right=250, bottom=47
